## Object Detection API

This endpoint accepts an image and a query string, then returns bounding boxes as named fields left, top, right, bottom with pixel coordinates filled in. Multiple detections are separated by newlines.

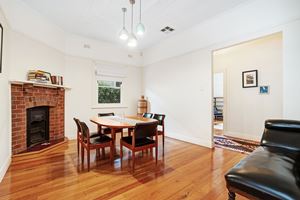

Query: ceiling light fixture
left=119, top=8, right=129, bottom=41
left=136, top=0, right=145, bottom=36
left=127, top=0, right=137, bottom=47
left=119, top=0, right=144, bottom=47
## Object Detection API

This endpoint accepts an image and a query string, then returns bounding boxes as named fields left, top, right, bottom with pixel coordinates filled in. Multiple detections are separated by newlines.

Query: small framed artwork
left=259, top=86, right=269, bottom=94
left=242, top=70, right=258, bottom=88
left=0, top=23, right=3, bottom=73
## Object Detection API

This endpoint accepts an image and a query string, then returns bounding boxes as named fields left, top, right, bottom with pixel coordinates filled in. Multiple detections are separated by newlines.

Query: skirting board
left=166, top=132, right=213, bottom=148
left=0, top=155, right=11, bottom=182
left=224, top=131, right=261, bottom=142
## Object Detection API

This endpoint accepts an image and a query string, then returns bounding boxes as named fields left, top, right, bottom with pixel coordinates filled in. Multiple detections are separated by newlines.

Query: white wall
left=9, top=31, right=65, bottom=80
left=213, top=33, right=283, bottom=141
left=283, top=20, right=300, bottom=120
left=213, top=73, right=223, bottom=98
left=0, top=8, right=11, bottom=181
left=144, top=49, right=213, bottom=147
left=64, top=56, right=142, bottom=139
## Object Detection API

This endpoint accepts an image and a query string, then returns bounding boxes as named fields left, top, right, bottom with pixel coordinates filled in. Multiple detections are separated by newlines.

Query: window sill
left=92, top=104, right=128, bottom=109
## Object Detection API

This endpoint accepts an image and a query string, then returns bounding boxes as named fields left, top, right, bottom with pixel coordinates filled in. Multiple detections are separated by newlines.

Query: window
left=98, top=80, right=122, bottom=104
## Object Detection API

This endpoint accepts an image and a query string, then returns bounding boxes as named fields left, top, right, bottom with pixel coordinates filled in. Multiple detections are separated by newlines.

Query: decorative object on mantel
left=137, top=95, right=148, bottom=116
left=0, top=23, right=3, bottom=73
left=259, top=85, right=270, bottom=94
left=27, top=70, right=52, bottom=84
left=242, top=70, right=258, bottom=88
left=51, top=75, right=63, bottom=85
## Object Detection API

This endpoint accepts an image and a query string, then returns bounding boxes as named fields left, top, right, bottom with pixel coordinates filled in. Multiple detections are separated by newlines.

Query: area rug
left=214, top=135, right=260, bottom=154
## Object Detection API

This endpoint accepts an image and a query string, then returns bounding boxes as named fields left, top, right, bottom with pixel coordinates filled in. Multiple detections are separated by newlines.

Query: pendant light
left=119, top=8, right=129, bottom=40
left=127, top=1, right=137, bottom=47
left=136, top=0, right=145, bottom=36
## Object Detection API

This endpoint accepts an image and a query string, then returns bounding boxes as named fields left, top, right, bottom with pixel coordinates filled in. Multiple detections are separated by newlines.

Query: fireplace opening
left=26, top=106, right=50, bottom=148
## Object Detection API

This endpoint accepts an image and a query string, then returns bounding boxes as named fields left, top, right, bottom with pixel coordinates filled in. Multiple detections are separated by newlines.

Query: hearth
left=26, top=106, right=50, bottom=148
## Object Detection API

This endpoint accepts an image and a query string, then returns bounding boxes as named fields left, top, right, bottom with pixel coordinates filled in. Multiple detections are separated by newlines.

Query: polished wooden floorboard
left=0, top=137, right=247, bottom=200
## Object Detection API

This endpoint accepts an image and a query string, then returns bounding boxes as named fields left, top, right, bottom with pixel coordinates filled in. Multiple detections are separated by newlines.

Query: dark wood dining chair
left=152, top=114, right=166, bottom=151
left=73, top=118, right=100, bottom=156
left=120, top=121, right=159, bottom=172
left=128, top=113, right=154, bottom=136
left=79, top=121, right=113, bottom=171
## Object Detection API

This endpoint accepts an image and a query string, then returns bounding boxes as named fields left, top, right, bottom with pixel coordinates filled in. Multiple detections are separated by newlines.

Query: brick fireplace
left=11, top=83, right=65, bottom=155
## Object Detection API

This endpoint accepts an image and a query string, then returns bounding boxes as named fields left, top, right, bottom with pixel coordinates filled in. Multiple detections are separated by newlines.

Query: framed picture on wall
left=0, top=23, right=3, bottom=73
left=259, top=86, right=270, bottom=94
left=242, top=70, right=258, bottom=88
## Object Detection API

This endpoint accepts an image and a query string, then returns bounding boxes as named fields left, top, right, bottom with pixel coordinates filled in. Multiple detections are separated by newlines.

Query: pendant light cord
left=131, top=3, right=133, bottom=33
left=123, top=10, right=125, bottom=29
left=139, top=0, right=142, bottom=23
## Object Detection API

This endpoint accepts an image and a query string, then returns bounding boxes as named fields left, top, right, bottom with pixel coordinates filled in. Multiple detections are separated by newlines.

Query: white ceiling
left=21, top=0, right=250, bottom=50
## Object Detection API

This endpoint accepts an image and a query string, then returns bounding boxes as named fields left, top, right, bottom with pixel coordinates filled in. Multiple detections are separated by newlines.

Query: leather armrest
left=261, top=119, right=300, bottom=152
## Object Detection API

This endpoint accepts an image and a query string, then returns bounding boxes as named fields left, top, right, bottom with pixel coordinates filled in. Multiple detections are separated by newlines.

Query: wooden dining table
left=90, top=115, right=157, bottom=149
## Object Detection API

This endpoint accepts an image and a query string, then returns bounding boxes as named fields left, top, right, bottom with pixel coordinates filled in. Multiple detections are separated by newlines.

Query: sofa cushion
left=225, top=146, right=300, bottom=200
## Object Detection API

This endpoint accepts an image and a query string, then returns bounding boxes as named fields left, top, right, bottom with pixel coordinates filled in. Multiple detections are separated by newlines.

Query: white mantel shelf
left=10, top=80, right=71, bottom=90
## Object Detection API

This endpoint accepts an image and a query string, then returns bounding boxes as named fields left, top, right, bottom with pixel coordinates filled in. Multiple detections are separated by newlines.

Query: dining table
left=90, top=115, right=157, bottom=151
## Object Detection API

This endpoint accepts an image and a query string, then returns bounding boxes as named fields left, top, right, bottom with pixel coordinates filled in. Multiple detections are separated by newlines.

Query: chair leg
left=132, top=150, right=135, bottom=172
left=228, top=191, right=236, bottom=200
left=77, top=138, right=79, bottom=156
left=87, top=149, right=90, bottom=172
left=155, top=146, right=158, bottom=165
left=81, top=146, right=84, bottom=169
left=162, top=134, right=165, bottom=154
left=120, top=141, right=123, bottom=168
left=102, top=148, right=105, bottom=159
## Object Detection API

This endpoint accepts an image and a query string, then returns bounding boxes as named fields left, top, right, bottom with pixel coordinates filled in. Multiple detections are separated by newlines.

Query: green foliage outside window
left=98, top=80, right=122, bottom=104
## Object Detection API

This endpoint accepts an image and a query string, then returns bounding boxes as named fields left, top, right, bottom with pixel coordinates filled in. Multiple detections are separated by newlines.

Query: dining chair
left=120, top=121, right=159, bottom=172
left=128, top=113, right=154, bottom=136
left=152, top=114, right=166, bottom=151
left=79, top=121, right=113, bottom=171
left=73, top=118, right=100, bottom=156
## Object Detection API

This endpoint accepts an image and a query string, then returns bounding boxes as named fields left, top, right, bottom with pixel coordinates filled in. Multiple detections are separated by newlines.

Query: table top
left=90, top=115, right=157, bottom=129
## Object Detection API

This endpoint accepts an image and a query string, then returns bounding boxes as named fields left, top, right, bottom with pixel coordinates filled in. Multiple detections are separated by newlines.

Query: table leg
left=111, top=128, right=116, bottom=155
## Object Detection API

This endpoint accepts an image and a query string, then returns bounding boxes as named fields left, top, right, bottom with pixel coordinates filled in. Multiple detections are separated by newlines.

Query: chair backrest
left=134, top=121, right=158, bottom=139
left=98, top=113, right=115, bottom=117
left=153, top=114, right=166, bottom=126
left=261, top=119, right=300, bottom=152
left=79, top=121, right=90, bottom=141
left=73, top=118, right=81, bottom=134
left=143, top=113, right=153, bottom=118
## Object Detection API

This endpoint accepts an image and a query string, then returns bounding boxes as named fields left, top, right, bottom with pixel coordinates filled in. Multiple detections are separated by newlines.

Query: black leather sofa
left=225, top=120, right=300, bottom=200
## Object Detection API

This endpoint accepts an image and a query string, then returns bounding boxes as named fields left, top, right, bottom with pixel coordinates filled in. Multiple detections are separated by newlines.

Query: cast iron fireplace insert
left=26, top=106, right=49, bottom=148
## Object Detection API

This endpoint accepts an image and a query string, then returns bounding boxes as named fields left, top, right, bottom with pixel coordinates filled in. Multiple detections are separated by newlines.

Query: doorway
left=212, top=32, right=283, bottom=144
left=213, top=72, right=224, bottom=135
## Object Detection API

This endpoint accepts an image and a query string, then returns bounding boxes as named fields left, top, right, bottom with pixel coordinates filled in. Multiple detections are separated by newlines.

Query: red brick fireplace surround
left=11, top=84, right=65, bottom=155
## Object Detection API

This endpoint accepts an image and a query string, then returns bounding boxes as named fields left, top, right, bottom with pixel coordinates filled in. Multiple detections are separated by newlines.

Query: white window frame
left=92, top=72, right=127, bottom=109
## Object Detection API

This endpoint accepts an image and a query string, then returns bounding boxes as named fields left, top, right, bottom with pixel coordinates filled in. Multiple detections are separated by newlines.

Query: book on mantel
left=27, top=70, right=50, bottom=84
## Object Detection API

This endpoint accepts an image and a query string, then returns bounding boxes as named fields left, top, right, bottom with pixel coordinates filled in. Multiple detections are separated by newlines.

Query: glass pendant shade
left=119, top=28, right=129, bottom=40
left=127, top=33, right=138, bottom=47
left=136, top=22, right=145, bottom=36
